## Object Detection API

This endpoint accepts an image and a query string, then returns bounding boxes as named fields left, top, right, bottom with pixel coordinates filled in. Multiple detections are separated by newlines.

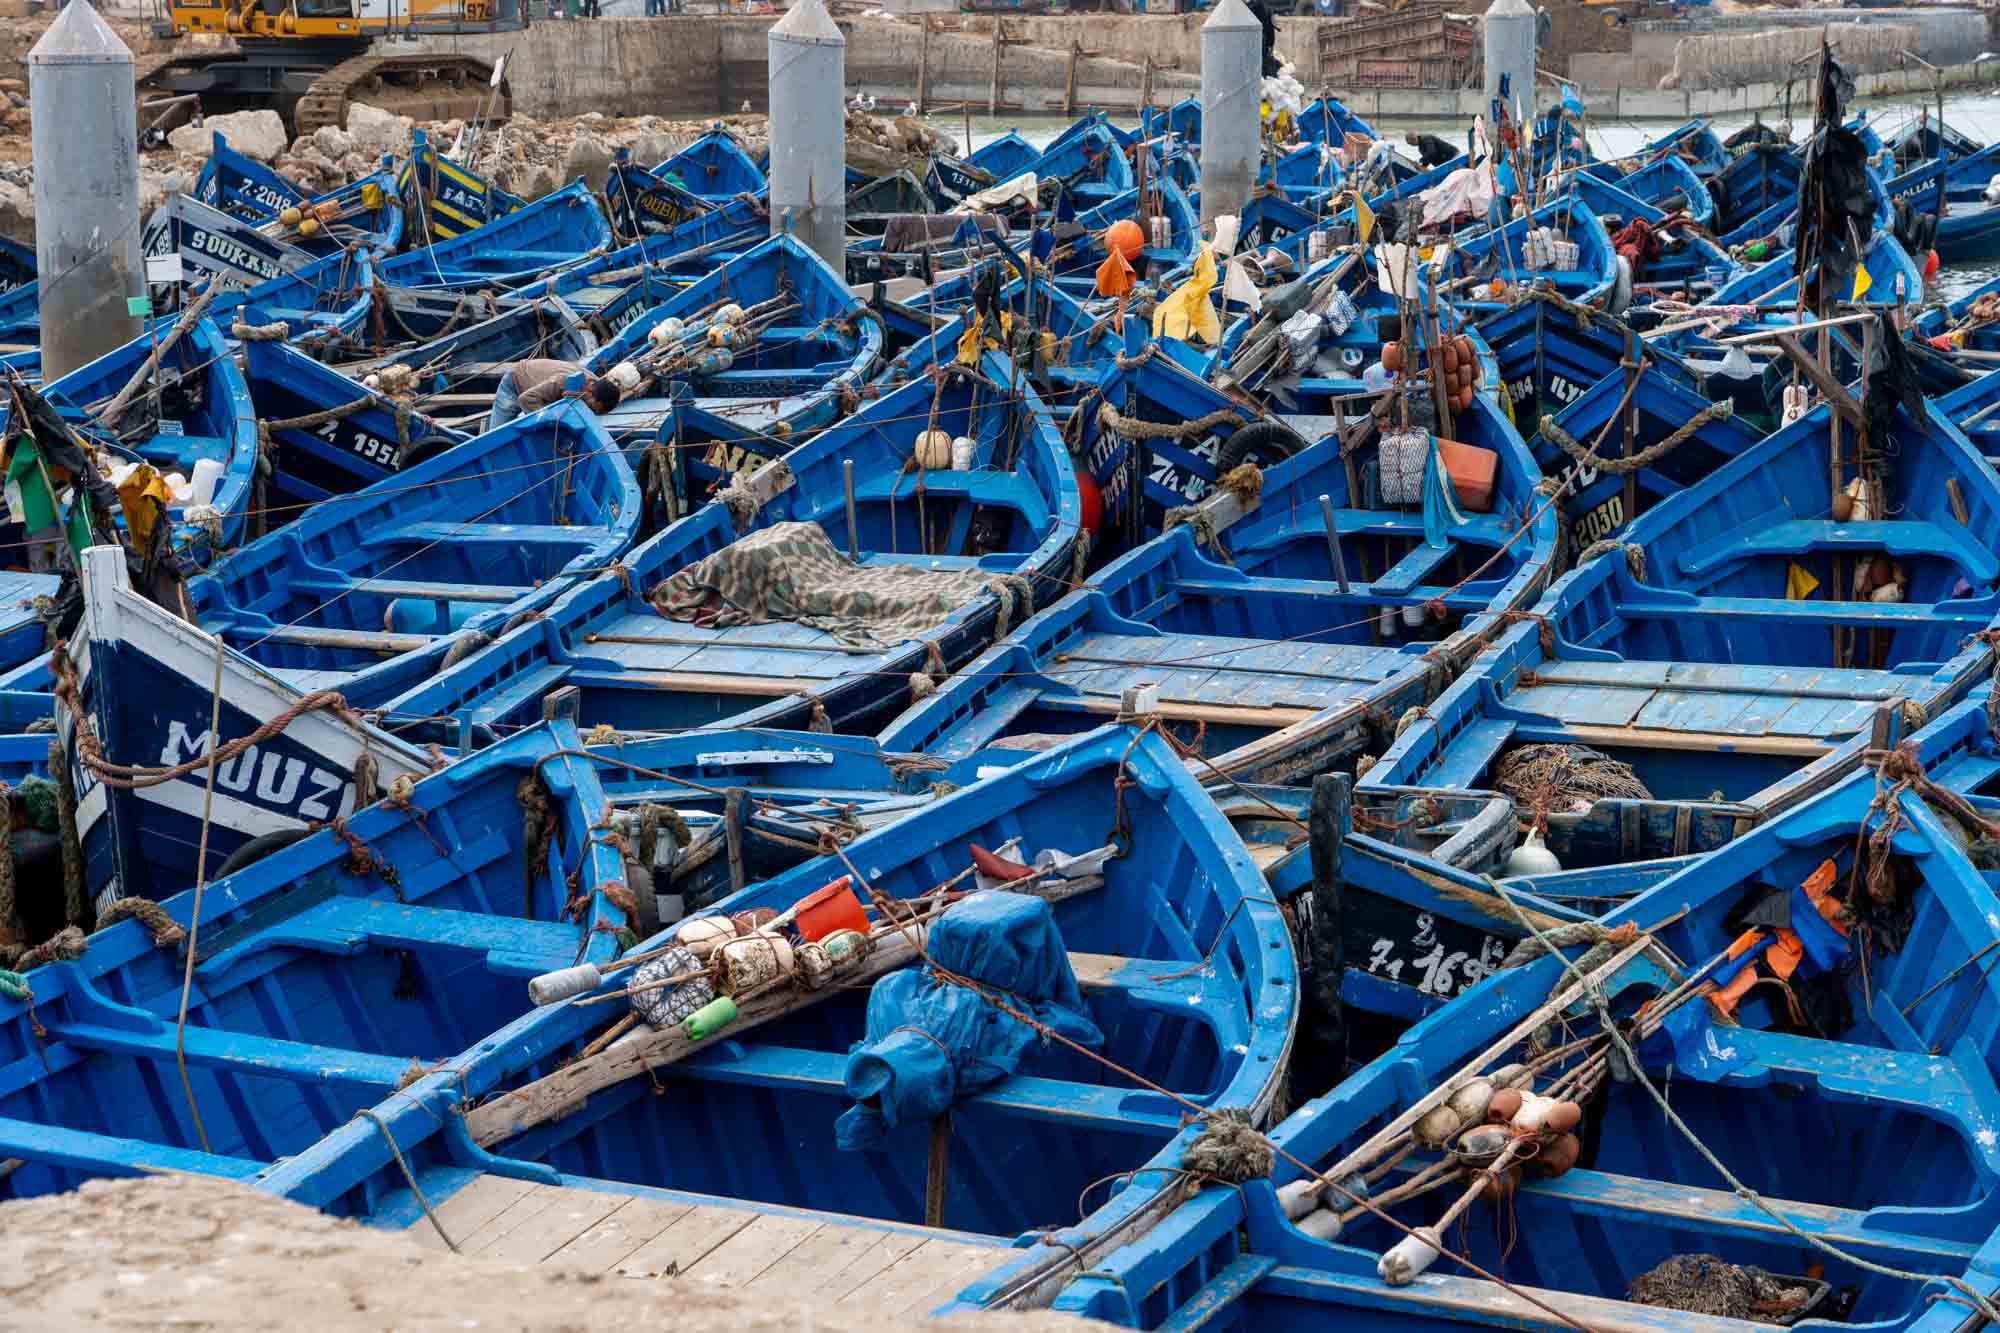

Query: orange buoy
left=1926, top=249, right=1941, bottom=279
left=1382, top=340, right=1405, bottom=373
left=1105, top=219, right=1145, bottom=261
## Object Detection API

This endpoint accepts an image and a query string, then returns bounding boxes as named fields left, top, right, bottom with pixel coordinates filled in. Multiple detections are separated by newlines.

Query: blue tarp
left=836, top=890, right=1104, bottom=1151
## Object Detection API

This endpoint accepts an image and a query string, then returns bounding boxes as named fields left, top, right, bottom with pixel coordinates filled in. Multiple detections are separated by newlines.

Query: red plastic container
left=795, top=877, right=869, bottom=942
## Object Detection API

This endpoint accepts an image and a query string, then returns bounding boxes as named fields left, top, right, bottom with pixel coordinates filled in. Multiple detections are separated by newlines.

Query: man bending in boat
left=488, top=360, right=621, bottom=431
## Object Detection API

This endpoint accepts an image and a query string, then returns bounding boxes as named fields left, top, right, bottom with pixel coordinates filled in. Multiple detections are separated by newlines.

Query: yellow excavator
left=142, top=0, right=524, bottom=137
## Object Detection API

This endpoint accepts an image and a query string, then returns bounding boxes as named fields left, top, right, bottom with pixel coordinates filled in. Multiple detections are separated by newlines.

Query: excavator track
left=293, top=52, right=507, bottom=139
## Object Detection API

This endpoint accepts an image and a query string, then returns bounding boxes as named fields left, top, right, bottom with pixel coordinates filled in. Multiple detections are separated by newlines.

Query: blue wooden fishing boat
left=893, top=365, right=1555, bottom=785
left=1883, top=111, right=1985, bottom=172
left=56, top=399, right=640, bottom=901
left=585, top=232, right=882, bottom=485
left=603, top=147, right=716, bottom=241
left=1636, top=118, right=1729, bottom=178
left=222, top=247, right=378, bottom=356
left=1044, top=714, right=2000, bottom=1331
left=0, top=718, right=629, bottom=1198
left=1934, top=365, right=2000, bottom=458
left=523, top=194, right=771, bottom=323
left=375, top=352, right=1078, bottom=748
left=239, top=338, right=468, bottom=513
left=1595, top=152, right=1714, bottom=229
left=377, top=179, right=613, bottom=292
left=1297, top=95, right=1378, bottom=145
left=1031, top=118, right=1135, bottom=210
left=1210, top=246, right=1500, bottom=421
left=968, top=130, right=1041, bottom=184
left=0, top=236, right=31, bottom=292
left=656, top=125, right=767, bottom=203
left=1531, top=355, right=1762, bottom=552
left=1884, top=142, right=2000, bottom=262
left=1141, top=96, right=1201, bottom=146
left=193, top=131, right=404, bottom=258
left=1711, top=136, right=1801, bottom=238
left=1366, top=395, right=2000, bottom=879
left=12, top=314, right=259, bottom=563
left=141, top=192, right=315, bottom=299
left=1435, top=197, right=1619, bottom=316
left=256, top=722, right=1292, bottom=1320
left=1563, top=171, right=1734, bottom=299
left=1912, top=272, right=2000, bottom=355
left=396, top=127, right=526, bottom=242
left=1269, top=141, right=1345, bottom=206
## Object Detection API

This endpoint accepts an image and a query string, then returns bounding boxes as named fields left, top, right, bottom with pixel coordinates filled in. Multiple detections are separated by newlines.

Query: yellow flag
left=1851, top=263, right=1872, bottom=302
left=1152, top=244, right=1223, bottom=346
left=1786, top=562, right=1821, bottom=600
left=1352, top=192, right=1376, bottom=249
left=955, top=313, right=984, bottom=366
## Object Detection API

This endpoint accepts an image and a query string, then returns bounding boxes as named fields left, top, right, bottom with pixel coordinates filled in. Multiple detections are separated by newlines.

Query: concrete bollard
left=1200, top=0, right=1262, bottom=227
left=1483, top=0, right=1539, bottom=123
left=767, top=0, right=848, bottom=270
left=31, top=0, right=145, bottom=382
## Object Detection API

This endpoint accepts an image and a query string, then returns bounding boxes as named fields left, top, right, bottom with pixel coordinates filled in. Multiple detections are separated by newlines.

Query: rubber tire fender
left=213, top=828, right=315, bottom=880
left=1214, top=419, right=1309, bottom=476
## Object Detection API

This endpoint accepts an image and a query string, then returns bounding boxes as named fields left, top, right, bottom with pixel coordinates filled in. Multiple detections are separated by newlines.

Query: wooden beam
left=915, top=17, right=930, bottom=116
left=1063, top=39, right=1081, bottom=117
left=1771, top=331, right=1865, bottom=430
left=465, top=876, right=1104, bottom=1149
left=1549, top=722, right=1833, bottom=759
left=990, top=22, right=1004, bottom=117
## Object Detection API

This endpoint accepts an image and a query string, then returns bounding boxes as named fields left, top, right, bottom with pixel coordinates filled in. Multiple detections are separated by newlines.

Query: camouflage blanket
left=650, top=520, right=1032, bottom=651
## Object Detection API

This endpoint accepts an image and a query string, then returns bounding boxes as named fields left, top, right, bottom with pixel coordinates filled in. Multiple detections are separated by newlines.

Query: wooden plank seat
left=1676, top=517, right=1999, bottom=584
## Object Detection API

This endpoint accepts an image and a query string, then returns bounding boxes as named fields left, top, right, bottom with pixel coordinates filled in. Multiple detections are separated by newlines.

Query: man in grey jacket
left=488, top=359, right=621, bottom=432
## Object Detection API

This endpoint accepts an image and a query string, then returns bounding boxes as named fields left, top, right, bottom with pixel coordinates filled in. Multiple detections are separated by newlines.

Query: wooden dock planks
left=408, top=1176, right=1005, bottom=1310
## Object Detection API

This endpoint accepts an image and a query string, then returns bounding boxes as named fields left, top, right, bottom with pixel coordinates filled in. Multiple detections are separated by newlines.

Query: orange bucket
left=794, top=877, right=869, bottom=942
left=1436, top=438, right=1498, bottom=513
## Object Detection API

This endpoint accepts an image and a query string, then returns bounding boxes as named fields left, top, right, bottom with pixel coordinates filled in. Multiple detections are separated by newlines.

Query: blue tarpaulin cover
left=835, top=890, right=1104, bottom=1150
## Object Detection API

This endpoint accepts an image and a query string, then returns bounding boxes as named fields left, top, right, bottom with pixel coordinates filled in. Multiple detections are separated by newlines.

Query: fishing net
left=1629, top=1254, right=1816, bottom=1322
left=1492, top=744, right=1653, bottom=815
left=650, top=521, right=1032, bottom=651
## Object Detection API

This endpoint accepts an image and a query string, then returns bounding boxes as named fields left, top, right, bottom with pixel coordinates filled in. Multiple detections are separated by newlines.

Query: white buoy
left=1199, top=0, right=1262, bottom=226
left=1482, top=0, right=1539, bottom=121
left=528, top=962, right=603, bottom=1006
left=767, top=0, right=847, bottom=269
left=1505, top=827, right=1561, bottom=876
left=1378, top=1226, right=1443, bottom=1285
left=31, top=1, right=144, bottom=380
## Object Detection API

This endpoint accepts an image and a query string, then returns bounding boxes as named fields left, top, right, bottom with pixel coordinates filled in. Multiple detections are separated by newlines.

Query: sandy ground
left=2, top=1174, right=1119, bottom=1332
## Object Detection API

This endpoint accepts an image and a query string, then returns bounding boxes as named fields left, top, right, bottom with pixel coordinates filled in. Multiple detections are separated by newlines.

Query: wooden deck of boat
left=411, top=1175, right=1008, bottom=1313
left=1042, top=630, right=1411, bottom=718
left=1507, top=659, right=1917, bottom=750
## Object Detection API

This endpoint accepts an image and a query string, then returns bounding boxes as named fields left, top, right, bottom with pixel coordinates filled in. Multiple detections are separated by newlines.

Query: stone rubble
left=0, top=100, right=964, bottom=248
